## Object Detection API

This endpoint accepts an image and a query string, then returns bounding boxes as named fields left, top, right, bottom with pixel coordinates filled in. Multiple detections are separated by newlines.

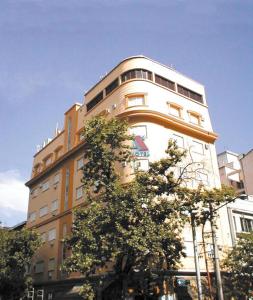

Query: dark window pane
left=136, top=69, right=142, bottom=78
left=177, top=85, right=203, bottom=103
left=105, top=78, right=119, bottom=96
left=121, top=69, right=152, bottom=83
left=155, top=74, right=175, bottom=91
left=86, top=91, right=104, bottom=112
left=240, top=218, right=253, bottom=232
left=130, top=70, right=135, bottom=79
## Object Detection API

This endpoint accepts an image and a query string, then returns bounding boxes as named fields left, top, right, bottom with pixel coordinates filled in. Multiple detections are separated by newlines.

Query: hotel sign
left=132, top=136, right=150, bottom=158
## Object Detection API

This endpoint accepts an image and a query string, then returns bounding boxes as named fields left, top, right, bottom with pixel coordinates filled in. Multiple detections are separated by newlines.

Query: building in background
left=26, top=56, right=226, bottom=298
left=217, top=151, right=245, bottom=194
left=240, top=149, right=253, bottom=196
left=217, top=150, right=253, bottom=246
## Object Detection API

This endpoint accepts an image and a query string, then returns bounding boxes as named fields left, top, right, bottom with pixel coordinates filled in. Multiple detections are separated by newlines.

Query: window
left=41, top=232, right=47, bottom=243
left=121, top=69, right=152, bottom=83
left=64, top=168, right=70, bottom=211
left=168, top=103, right=182, bottom=118
left=29, top=212, right=36, bottom=222
left=76, top=186, right=83, bottom=200
left=240, top=217, right=253, bottom=232
left=77, top=157, right=84, bottom=170
left=172, top=134, right=184, bottom=148
left=189, top=112, right=202, bottom=126
left=48, top=228, right=56, bottom=241
left=51, top=200, right=58, bottom=212
left=105, top=78, right=119, bottom=95
left=67, top=117, right=72, bottom=151
left=129, top=125, right=147, bottom=139
left=42, top=181, right=50, bottom=192
left=34, top=163, right=42, bottom=175
left=191, top=141, right=204, bottom=154
left=126, top=95, right=145, bottom=107
left=54, top=173, right=60, bottom=184
left=230, top=180, right=244, bottom=191
left=233, top=216, right=237, bottom=231
left=61, top=244, right=67, bottom=261
left=196, top=171, right=209, bottom=185
left=54, top=146, right=63, bottom=160
left=35, top=261, right=44, bottom=273
left=170, top=105, right=181, bottom=118
left=44, top=156, right=52, bottom=167
left=62, top=223, right=67, bottom=237
left=48, top=271, right=54, bottom=280
left=31, top=188, right=38, bottom=197
left=155, top=74, right=175, bottom=91
left=177, top=85, right=203, bottom=103
left=133, top=159, right=149, bottom=171
left=184, top=241, right=194, bottom=257
left=48, top=258, right=55, bottom=271
left=86, top=91, right=104, bottom=112
left=39, top=206, right=48, bottom=217
left=237, top=181, right=244, bottom=189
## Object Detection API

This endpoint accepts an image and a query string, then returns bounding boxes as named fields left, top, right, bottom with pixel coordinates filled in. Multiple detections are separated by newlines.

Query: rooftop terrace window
left=177, top=85, right=203, bottom=104
left=105, top=78, right=119, bottom=96
left=155, top=74, right=175, bottom=91
left=121, top=69, right=152, bottom=83
left=86, top=91, right=104, bottom=112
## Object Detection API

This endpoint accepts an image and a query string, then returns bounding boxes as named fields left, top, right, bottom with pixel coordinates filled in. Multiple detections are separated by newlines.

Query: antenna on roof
left=55, top=123, right=59, bottom=137
left=36, top=145, right=41, bottom=152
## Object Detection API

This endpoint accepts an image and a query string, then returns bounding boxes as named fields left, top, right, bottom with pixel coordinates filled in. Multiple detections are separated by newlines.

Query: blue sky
left=0, top=0, right=252, bottom=226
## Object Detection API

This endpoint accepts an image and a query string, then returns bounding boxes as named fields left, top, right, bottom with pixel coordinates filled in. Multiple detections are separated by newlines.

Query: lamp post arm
left=211, top=195, right=246, bottom=214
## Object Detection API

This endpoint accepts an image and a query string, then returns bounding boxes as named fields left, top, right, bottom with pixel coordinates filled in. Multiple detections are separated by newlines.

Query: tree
left=0, top=226, right=41, bottom=300
left=176, top=185, right=236, bottom=299
left=223, top=232, right=253, bottom=299
left=64, top=116, right=189, bottom=299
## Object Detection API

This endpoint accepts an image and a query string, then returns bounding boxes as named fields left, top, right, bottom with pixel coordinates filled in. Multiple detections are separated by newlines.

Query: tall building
left=26, top=56, right=223, bottom=297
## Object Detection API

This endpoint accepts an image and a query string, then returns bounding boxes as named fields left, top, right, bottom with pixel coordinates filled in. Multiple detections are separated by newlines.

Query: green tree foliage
left=64, top=117, right=188, bottom=299
left=176, top=185, right=236, bottom=225
left=81, top=116, right=132, bottom=196
left=0, top=227, right=41, bottom=300
left=223, top=232, right=253, bottom=299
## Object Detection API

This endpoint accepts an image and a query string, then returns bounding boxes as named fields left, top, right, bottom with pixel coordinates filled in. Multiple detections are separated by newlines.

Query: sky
left=0, top=0, right=252, bottom=226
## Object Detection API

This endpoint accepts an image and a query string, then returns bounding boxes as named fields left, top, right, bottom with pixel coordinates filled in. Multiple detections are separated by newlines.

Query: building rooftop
left=217, top=150, right=239, bottom=157
left=84, top=55, right=204, bottom=96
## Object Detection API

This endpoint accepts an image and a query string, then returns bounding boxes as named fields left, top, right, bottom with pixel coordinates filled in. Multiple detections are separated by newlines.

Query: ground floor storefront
left=27, top=271, right=239, bottom=300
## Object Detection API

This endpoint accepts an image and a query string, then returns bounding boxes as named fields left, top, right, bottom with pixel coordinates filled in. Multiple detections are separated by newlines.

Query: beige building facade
left=26, top=56, right=227, bottom=297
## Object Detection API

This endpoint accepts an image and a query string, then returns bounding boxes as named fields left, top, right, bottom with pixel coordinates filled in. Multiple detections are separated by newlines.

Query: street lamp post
left=209, top=201, right=224, bottom=300
left=191, top=211, right=203, bottom=300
